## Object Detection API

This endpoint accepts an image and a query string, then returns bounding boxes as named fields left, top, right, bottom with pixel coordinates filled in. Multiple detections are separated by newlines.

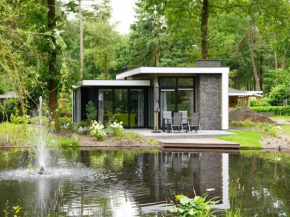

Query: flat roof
left=229, top=88, right=263, bottom=96
left=81, top=80, right=150, bottom=87
left=116, top=66, right=230, bottom=80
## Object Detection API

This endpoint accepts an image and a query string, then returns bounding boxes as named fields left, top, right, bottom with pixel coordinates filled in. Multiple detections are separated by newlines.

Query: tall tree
left=84, top=21, right=121, bottom=79
left=200, top=0, right=209, bottom=59
left=47, top=0, right=60, bottom=130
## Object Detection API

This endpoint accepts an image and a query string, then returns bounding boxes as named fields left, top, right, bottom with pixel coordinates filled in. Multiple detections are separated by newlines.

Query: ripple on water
left=0, top=166, right=96, bottom=181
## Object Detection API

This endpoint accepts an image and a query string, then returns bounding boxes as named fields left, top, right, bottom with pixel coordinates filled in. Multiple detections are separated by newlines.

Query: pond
left=0, top=149, right=289, bottom=216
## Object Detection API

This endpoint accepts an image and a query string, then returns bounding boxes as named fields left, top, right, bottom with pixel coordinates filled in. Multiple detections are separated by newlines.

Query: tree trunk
left=155, top=19, right=160, bottom=66
left=79, top=0, right=83, bottom=80
left=155, top=39, right=160, bottom=66
left=260, top=54, right=263, bottom=90
left=200, top=0, right=209, bottom=59
left=281, top=50, right=287, bottom=68
left=104, top=53, right=108, bottom=79
left=273, top=34, right=278, bottom=69
left=248, top=31, right=261, bottom=91
left=48, top=0, right=60, bottom=131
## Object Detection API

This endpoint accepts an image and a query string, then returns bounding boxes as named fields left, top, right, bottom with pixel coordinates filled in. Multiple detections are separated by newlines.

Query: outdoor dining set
left=162, top=111, right=200, bottom=133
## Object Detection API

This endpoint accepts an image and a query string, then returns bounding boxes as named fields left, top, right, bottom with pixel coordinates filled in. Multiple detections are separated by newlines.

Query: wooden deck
left=158, top=138, right=240, bottom=149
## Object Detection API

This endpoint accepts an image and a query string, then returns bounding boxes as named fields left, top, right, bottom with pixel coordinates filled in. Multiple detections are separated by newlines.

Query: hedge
left=251, top=106, right=290, bottom=116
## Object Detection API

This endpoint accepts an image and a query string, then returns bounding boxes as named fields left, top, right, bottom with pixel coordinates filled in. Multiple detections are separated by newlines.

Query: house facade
left=229, top=88, right=263, bottom=108
left=73, top=60, right=229, bottom=130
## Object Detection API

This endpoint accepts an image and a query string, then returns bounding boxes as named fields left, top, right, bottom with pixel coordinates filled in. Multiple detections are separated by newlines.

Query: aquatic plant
left=3, top=201, right=21, bottom=217
left=90, top=121, right=106, bottom=140
left=224, top=179, right=246, bottom=217
left=169, top=193, right=219, bottom=217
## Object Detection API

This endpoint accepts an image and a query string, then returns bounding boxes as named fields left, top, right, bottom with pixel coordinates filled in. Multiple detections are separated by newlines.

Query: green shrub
left=89, top=121, right=106, bottom=140
left=251, top=106, right=290, bottom=116
left=268, top=84, right=289, bottom=106
left=107, top=120, right=124, bottom=137
left=10, top=114, right=30, bottom=124
left=261, top=97, right=271, bottom=107
left=59, top=116, right=72, bottom=128
left=51, top=137, right=80, bottom=147
left=235, top=104, right=246, bottom=108
left=0, top=98, right=16, bottom=122
left=80, top=120, right=89, bottom=128
left=86, top=101, right=97, bottom=124
left=250, top=99, right=260, bottom=107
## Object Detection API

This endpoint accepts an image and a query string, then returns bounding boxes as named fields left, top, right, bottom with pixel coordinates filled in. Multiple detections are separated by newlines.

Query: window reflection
left=98, top=89, right=113, bottom=124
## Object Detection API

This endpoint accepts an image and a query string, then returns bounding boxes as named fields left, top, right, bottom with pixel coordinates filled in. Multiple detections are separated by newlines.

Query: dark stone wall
left=197, top=74, right=221, bottom=130
left=197, top=60, right=221, bottom=67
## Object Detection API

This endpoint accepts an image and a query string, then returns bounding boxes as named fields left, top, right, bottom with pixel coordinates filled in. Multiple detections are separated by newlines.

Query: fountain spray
left=35, top=96, right=48, bottom=175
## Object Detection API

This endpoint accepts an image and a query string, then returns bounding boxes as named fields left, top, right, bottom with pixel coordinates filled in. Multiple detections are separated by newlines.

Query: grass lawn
left=269, top=116, right=290, bottom=120
left=0, top=122, right=28, bottom=145
left=216, top=130, right=266, bottom=148
left=0, top=122, right=79, bottom=147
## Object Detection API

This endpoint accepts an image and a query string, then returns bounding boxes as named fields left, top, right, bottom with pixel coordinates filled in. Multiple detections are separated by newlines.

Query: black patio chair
left=188, top=113, right=200, bottom=133
left=170, top=112, right=183, bottom=133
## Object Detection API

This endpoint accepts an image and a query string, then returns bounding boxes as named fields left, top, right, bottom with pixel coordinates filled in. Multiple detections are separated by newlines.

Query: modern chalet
left=73, top=60, right=229, bottom=130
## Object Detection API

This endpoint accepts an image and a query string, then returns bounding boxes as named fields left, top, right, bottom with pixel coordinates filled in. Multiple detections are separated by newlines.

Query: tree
left=84, top=21, right=121, bottom=79
left=47, top=0, right=61, bottom=131
left=0, top=0, right=47, bottom=121
left=129, top=0, right=196, bottom=68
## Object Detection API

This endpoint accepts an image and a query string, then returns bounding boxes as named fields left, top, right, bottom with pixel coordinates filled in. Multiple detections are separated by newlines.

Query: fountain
left=0, top=96, right=95, bottom=181
left=0, top=96, right=96, bottom=216
left=34, top=96, right=48, bottom=175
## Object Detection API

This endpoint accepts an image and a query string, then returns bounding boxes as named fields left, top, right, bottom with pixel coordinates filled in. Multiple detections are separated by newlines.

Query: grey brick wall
left=197, top=60, right=221, bottom=67
left=197, top=74, right=221, bottom=130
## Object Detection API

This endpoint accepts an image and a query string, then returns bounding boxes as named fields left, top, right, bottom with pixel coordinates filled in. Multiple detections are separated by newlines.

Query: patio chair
left=162, top=111, right=172, bottom=132
left=170, top=112, right=183, bottom=133
left=188, top=113, right=200, bottom=133
left=180, top=111, right=189, bottom=132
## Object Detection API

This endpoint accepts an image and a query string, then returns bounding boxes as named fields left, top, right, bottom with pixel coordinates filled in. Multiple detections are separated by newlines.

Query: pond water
left=0, top=149, right=290, bottom=216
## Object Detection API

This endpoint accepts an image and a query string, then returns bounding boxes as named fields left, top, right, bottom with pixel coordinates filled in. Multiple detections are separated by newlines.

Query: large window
left=98, top=88, right=145, bottom=128
left=159, top=77, right=195, bottom=126
left=114, top=89, right=128, bottom=127
left=98, top=89, right=113, bottom=124
left=177, top=89, right=194, bottom=116
left=130, top=89, right=144, bottom=127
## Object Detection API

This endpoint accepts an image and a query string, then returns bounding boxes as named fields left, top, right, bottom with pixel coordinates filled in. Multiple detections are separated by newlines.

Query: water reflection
left=0, top=150, right=290, bottom=216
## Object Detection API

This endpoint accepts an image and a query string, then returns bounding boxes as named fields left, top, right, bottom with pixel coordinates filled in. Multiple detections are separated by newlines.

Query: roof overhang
left=229, top=89, right=263, bottom=97
left=81, top=80, right=150, bottom=87
left=229, top=93, right=250, bottom=96
left=116, top=67, right=230, bottom=80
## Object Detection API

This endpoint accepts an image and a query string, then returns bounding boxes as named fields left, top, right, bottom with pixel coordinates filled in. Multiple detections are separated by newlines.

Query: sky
left=110, top=0, right=136, bottom=35
left=66, top=0, right=136, bottom=35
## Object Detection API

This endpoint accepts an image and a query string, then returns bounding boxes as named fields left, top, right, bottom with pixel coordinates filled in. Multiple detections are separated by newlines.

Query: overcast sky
left=110, top=0, right=136, bottom=35
left=66, top=0, right=136, bottom=35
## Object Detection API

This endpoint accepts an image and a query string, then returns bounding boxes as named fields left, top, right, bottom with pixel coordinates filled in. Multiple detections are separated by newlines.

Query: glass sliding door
left=160, top=89, right=175, bottom=126
left=130, top=89, right=144, bottom=127
left=177, top=88, right=194, bottom=116
left=98, top=89, right=113, bottom=124
left=114, top=89, right=129, bottom=127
